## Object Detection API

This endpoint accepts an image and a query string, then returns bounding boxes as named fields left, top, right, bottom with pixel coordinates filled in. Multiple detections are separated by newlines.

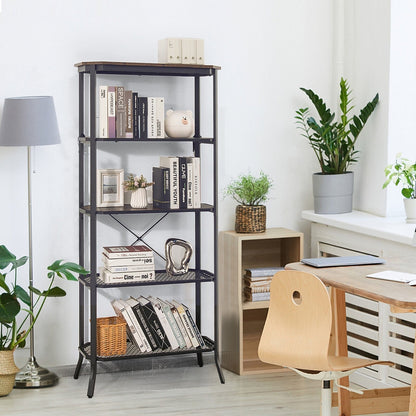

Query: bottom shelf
left=79, top=336, right=215, bottom=361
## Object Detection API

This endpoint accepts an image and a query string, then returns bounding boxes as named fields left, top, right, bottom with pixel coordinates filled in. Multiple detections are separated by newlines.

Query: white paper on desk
left=367, top=270, right=416, bottom=283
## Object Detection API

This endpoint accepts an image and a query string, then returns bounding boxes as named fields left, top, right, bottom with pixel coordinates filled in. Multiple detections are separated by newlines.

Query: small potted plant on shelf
left=123, top=174, right=154, bottom=209
left=0, top=245, right=87, bottom=396
left=383, top=154, right=416, bottom=223
left=224, top=171, right=272, bottom=233
left=295, top=78, right=379, bottom=214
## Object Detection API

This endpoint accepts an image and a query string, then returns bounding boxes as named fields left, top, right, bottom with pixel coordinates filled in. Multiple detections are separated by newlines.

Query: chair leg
left=321, top=380, right=332, bottom=416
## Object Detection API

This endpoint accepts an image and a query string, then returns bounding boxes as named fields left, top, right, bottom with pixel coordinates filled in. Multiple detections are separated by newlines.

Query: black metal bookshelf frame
left=73, top=62, right=223, bottom=398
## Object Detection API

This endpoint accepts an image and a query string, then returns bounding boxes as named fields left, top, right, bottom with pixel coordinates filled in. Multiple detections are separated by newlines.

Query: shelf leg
left=214, top=352, right=225, bottom=384
left=73, top=353, right=84, bottom=379
left=197, top=352, right=203, bottom=367
left=87, top=361, right=97, bottom=398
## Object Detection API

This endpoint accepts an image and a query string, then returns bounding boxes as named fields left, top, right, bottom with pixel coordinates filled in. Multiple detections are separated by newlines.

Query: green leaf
left=14, top=285, right=31, bottom=306
left=0, top=293, right=20, bottom=323
left=0, top=273, right=10, bottom=293
left=0, top=245, right=16, bottom=270
left=402, top=188, right=413, bottom=198
left=47, top=260, right=87, bottom=281
left=29, top=285, right=66, bottom=297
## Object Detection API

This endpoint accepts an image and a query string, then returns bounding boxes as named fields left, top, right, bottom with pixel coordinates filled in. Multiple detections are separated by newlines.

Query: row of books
left=158, top=38, right=204, bottom=65
left=99, top=86, right=164, bottom=139
left=100, top=245, right=155, bottom=283
left=244, top=266, right=284, bottom=302
left=153, top=156, right=201, bottom=209
left=111, top=295, right=205, bottom=353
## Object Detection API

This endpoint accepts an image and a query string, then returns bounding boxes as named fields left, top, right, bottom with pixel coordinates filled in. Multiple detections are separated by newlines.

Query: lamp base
left=14, top=356, right=58, bottom=388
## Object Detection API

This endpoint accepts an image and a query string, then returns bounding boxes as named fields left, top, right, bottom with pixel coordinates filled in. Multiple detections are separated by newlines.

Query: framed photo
left=97, top=169, right=124, bottom=207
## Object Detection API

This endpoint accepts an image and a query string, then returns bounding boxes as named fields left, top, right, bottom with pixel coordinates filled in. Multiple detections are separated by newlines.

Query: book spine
left=183, top=304, right=205, bottom=347
left=131, top=303, right=158, bottom=351
left=100, top=268, right=155, bottom=283
left=103, top=264, right=155, bottom=273
left=246, top=267, right=284, bottom=277
left=138, top=97, right=147, bottom=138
left=196, top=39, right=204, bottom=65
left=192, top=157, right=201, bottom=208
left=102, top=255, right=154, bottom=267
left=185, top=158, right=193, bottom=208
left=107, top=87, right=116, bottom=138
left=159, top=157, right=179, bottom=209
left=147, top=97, right=156, bottom=138
left=111, top=300, right=144, bottom=351
left=125, top=90, right=133, bottom=138
left=133, top=92, right=139, bottom=139
left=99, top=86, right=108, bottom=138
left=149, top=298, right=179, bottom=350
left=174, top=302, right=199, bottom=348
left=159, top=300, right=186, bottom=349
left=155, top=97, right=165, bottom=138
left=170, top=304, right=192, bottom=348
left=152, top=167, right=170, bottom=209
left=116, top=86, right=125, bottom=138
left=138, top=301, right=169, bottom=350
left=103, top=246, right=154, bottom=259
left=178, top=157, right=187, bottom=209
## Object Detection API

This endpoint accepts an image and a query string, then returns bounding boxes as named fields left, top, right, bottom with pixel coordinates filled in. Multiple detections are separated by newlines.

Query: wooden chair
left=258, top=270, right=393, bottom=416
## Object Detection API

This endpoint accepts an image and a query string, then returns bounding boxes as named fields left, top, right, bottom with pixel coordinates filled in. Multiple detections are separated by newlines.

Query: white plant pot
left=404, top=198, right=416, bottom=223
left=312, top=172, right=354, bottom=214
left=130, top=188, right=148, bottom=209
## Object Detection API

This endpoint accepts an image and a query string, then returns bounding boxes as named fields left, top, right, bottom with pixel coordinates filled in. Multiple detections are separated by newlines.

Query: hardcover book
left=137, top=296, right=170, bottom=350
left=138, top=96, right=147, bottom=138
left=160, top=156, right=179, bottom=209
left=100, top=268, right=155, bottom=283
left=103, top=245, right=153, bottom=259
left=186, top=157, right=201, bottom=208
left=128, top=297, right=158, bottom=351
left=158, top=38, right=181, bottom=64
left=111, top=299, right=145, bottom=351
left=178, top=157, right=188, bottom=209
left=152, top=166, right=170, bottom=209
left=181, top=303, right=205, bottom=347
left=158, top=298, right=186, bottom=349
left=107, top=86, right=116, bottom=138
left=115, top=86, right=125, bottom=138
left=125, top=90, right=133, bottom=138
left=172, top=300, right=199, bottom=348
left=99, top=86, right=108, bottom=138
left=102, top=254, right=154, bottom=267
left=133, top=92, right=139, bottom=138
left=245, top=266, right=284, bottom=277
left=165, top=300, right=192, bottom=348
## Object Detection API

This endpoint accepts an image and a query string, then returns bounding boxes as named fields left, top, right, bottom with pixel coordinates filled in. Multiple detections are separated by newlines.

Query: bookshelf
left=73, top=61, right=223, bottom=397
left=218, top=228, right=303, bottom=375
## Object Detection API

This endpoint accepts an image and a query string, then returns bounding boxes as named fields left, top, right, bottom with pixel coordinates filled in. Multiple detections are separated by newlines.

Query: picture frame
left=96, top=169, right=124, bottom=207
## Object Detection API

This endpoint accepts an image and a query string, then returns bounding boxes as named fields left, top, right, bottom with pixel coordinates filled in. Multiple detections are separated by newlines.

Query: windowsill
left=302, top=210, right=416, bottom=246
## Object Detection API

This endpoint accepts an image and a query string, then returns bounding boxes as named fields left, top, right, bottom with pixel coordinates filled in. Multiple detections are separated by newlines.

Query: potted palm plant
left=224, top=172, right=272, bottom=233
left=0, top=245, right=87, bottom=396
left=383, top=154, right=416, bottom=223
left=295, top=78, right=379, bottom=214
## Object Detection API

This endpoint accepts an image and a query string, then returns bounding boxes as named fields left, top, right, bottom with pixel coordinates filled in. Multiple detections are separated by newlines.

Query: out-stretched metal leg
left=214, top=352, right=225, bottom=384
left=73, top=353, right=84, bottom=379
left=197, top=352, right=203, bottom=367
left=87, top=362, right=97, bottom=398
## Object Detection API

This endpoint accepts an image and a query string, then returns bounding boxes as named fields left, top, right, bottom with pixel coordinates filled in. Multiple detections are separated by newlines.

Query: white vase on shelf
left=130, top=188, right=147, bottom=209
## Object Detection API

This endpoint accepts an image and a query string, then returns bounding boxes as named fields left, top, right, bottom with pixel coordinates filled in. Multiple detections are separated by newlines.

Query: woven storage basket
left=96, top=316, right=127, bottom=356
left=235, top=205, right=266, bottom=233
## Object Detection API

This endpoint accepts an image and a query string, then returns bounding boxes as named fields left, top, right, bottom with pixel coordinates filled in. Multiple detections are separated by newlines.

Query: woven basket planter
left=96, top=316, right=127, bottom=357
left=235, top=205, right=266, bottom=233
left=0, top=350, right=19, bottom=397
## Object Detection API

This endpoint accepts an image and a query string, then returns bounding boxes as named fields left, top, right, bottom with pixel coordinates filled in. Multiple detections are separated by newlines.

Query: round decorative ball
left=164, top=109, right=194, bottom=138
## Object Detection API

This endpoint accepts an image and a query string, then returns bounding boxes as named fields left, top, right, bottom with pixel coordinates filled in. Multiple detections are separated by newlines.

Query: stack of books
left=99, top=86, right=164, bottom=139
left=100, top=245, right=155, bottom=283
left=111, top=296, right=205, bottom=353
left=153, top=156, right=201, bottom=209
left=243, top=266, right=284, bottom=302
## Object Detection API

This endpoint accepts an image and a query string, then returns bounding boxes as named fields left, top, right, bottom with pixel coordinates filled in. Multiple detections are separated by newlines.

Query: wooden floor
left=0, top=364, right=409, bottom=415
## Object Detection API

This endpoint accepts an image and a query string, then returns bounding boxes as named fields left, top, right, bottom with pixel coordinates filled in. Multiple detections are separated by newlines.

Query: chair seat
left=327, top=355, right=393, bottom=372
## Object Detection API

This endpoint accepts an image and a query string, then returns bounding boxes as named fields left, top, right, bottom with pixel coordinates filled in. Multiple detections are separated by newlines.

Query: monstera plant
left=0, top=245, right=87, bottom=351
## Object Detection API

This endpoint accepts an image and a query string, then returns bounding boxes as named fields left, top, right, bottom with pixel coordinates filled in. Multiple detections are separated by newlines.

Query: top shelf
left=74, top=61, right=221, bottom=77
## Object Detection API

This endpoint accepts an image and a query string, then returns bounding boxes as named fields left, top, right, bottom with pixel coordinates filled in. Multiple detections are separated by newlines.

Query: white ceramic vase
left=130, top=188, right=147, bottom=209
left=404, top=198, right=416, bottom=223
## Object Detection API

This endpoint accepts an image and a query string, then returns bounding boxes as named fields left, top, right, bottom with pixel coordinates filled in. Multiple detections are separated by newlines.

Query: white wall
left=0, top=0, right=334, bottom=367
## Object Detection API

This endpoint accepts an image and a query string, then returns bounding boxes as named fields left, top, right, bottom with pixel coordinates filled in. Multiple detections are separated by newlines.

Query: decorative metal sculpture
left=165, top=238, right=193, bottom=276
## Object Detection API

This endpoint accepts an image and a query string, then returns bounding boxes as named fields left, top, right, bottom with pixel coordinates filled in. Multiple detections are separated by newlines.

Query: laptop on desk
left=301, top=255, right=386, bottom=268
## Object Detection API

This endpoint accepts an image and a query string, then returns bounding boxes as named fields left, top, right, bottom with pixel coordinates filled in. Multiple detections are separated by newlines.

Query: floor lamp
left=0, top=96, right=61, bottom=388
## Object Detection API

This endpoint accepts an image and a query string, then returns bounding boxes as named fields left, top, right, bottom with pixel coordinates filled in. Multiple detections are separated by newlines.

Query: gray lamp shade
left=0, top=96, right=60, bottom=146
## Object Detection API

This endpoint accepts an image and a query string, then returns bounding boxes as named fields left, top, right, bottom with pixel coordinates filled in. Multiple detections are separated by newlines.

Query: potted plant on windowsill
left=224, top=172, right=272, bottom=233
left=295, top=78, right=379, bottom=214
left=383, top=154, right=416, bottom=223
left=0, top=245, right=87, bottom=396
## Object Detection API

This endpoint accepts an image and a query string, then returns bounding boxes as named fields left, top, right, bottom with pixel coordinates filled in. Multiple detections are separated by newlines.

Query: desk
left=286, top=257, right=416, bottom=416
